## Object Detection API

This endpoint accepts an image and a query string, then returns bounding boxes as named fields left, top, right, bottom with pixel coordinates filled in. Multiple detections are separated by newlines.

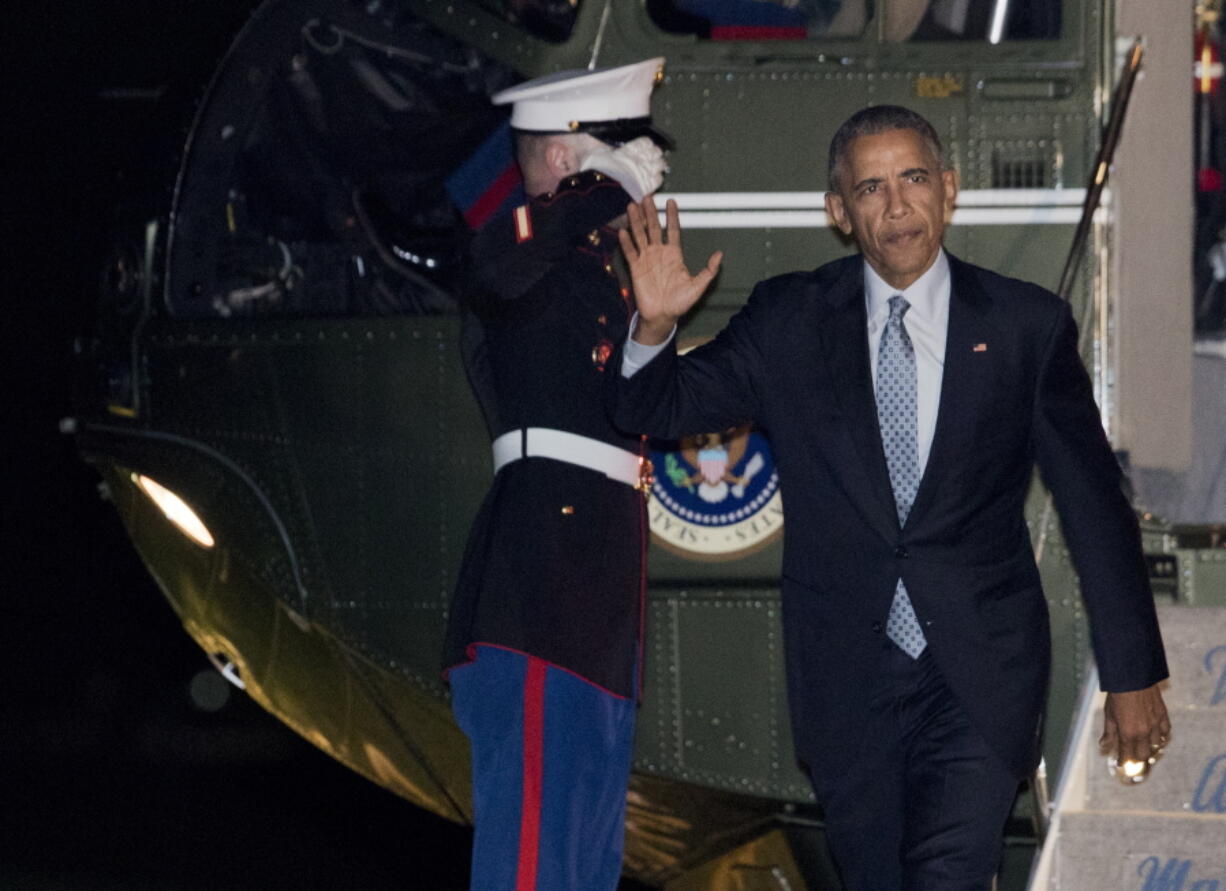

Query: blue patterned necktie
left=876, top=295, right=927, bottom=659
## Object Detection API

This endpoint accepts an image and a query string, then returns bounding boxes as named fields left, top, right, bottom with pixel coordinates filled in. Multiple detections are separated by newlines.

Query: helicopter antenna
left=1056, top=36, right=1145, bottom=304
left=588, top=0, right=614, bottom=70
left=1034, top=39, right=1145, bottom=575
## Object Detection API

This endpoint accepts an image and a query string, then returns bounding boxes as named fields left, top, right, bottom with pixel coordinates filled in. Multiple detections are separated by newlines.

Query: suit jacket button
left=894, top=545, right=909, bottom=559
left=871, top=621, right=883, bottom=634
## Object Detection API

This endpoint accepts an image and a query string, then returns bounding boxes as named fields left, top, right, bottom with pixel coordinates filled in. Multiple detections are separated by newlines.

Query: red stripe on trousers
left=516, top=657, right=547, bottom=891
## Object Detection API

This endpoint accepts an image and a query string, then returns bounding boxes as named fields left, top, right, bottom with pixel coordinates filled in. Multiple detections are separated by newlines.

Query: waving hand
left=619, top=195, right=723, bottom=345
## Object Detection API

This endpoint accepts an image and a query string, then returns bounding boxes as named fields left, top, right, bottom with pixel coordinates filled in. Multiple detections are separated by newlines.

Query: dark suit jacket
left=610, top=252, right=1168, bottom=777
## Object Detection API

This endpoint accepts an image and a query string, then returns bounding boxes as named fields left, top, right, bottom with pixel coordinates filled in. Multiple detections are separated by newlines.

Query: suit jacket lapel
left=813, top=260, right=900, bottom=542
left=907, top=254, right=996, bottom=527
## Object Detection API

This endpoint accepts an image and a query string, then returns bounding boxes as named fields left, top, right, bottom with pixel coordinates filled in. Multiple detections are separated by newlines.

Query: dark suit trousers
left=808, top=643, right=1021, bottom=891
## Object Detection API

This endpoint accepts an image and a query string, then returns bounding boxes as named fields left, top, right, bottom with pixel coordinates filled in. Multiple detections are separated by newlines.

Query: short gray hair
left=827, top=105, right=946, bottom=192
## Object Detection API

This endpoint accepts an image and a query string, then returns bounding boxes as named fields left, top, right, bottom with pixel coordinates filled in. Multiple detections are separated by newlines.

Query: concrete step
left=1052, top=811, right=1226, bottom=891
left=1154, top=604, right=1226, bottom=710
left=1085, top=706, right=1226, bottom=814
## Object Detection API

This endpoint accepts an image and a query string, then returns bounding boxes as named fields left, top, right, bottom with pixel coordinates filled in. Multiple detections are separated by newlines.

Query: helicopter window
left=646, top=0, right=867, bottom=39
left=468, top=0, right=582, bottom=43
left=646, top=0, right=1059, bottom=41
left=909, top=0, right=1060, bottom=41
left=164, top=10, right=519, bottom=320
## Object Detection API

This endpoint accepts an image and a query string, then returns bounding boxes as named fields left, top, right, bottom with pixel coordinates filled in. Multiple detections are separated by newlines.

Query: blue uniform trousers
left=450, top=644, right=636, bottom=891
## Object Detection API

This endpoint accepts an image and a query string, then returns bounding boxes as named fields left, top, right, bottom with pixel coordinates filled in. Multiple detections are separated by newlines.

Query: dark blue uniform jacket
left=444, top=171, right=646, bottom=698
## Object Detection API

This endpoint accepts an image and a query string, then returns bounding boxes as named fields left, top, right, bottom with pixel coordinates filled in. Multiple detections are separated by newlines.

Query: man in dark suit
left=610, top=105, right=1171, bottom=889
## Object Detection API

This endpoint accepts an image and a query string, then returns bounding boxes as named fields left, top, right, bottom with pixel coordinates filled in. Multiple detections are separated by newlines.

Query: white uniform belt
left=492, top=428, right=643, bottom=488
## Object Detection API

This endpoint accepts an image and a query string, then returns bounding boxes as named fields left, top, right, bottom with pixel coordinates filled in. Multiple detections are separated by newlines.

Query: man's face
left=824, top=128, right=958, bottom=291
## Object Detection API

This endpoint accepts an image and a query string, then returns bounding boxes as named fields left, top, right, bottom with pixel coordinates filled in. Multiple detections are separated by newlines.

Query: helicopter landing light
left=131, top=473, right=216, bottom=549
left=206, top=652, right=246, bottom=691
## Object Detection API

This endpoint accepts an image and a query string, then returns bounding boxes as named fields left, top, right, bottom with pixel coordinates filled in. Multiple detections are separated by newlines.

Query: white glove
left=580, top=136, right=667, bottom=202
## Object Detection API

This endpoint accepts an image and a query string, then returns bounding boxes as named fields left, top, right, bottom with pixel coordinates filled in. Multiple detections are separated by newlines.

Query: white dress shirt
left=621, top=313, right=674, bottom=376
left=622, top=250, right=952, bottom=474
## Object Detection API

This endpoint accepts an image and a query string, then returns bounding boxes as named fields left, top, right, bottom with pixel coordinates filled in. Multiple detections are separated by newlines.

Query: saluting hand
left=618, top=195, right=723, bottom=346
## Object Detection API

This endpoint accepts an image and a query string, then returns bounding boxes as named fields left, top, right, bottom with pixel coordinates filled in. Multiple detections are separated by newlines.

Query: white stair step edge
left=1085, top=706, right=1226, bottom=814
left=1029, top=666, right=1105, bottom=890
left=1052, top=810, right=1226, bottom=891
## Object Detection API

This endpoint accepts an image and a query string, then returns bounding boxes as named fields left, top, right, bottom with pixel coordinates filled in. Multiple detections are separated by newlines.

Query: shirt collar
left=863, top=249, right=951, bottom=328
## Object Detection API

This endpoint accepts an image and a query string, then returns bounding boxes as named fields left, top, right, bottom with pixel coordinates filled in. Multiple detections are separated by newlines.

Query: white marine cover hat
left=491, top=57, right=672, bottom=148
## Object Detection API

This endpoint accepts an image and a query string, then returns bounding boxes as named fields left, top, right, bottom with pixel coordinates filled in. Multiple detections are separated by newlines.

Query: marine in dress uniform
left=442, top=58, right=669, bottom=891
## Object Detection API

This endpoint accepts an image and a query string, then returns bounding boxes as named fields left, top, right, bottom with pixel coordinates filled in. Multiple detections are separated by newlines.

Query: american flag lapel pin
left=513, top=204, right=534, bottom=243
left=972, top=342, right=988, bottom=352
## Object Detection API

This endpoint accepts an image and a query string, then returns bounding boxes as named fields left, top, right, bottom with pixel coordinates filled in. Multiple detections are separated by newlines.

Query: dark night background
left=2, top=3, right=604, bottom=888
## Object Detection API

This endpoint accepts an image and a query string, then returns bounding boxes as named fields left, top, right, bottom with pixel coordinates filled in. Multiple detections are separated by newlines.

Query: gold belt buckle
left=636, top=456, right=655, bottom=497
